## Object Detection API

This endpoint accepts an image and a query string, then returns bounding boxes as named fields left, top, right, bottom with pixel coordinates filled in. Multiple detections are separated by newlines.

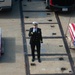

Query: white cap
left=32, top=21, right=38, bottom=25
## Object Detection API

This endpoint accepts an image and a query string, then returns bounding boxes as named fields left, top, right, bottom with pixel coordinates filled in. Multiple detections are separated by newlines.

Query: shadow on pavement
left=0, top=37, right=16, bottom=63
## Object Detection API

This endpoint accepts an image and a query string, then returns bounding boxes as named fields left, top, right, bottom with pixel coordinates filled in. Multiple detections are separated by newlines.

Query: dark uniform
left=29, top=27, right=43, bottom=62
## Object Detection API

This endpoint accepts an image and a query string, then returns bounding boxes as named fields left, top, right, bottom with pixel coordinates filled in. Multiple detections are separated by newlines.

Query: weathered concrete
left=22, top=0, right=74, bottom=75
left=0, top=0, right=75, bottom=75
left=59, top=12, right=75, bottom=67
left=0, top=1, right=25, bottom=75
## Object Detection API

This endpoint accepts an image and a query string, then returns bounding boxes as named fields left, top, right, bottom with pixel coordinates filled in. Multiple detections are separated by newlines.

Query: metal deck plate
left=26, top=39, right=66, bottom=54
left=22, top=1, right=48, bottom=11
left=28, top=56, right=72, bottom=74
left=23, top=12, right=57, bottom=23
left=25, top=24, right=61, bottom=37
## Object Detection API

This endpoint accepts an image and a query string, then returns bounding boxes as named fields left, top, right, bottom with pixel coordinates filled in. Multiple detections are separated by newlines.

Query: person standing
left=28, top=22, right=43, bottom=63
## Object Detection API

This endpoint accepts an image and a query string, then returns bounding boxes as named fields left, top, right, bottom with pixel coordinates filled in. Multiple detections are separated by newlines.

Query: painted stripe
left=69, top=23, right=75, bottom=36
left=69, top=26, right=74, bottom=39
left=69, top=26, right=75, bottom=46
left=69, top=27, right=74, bottom=42
left=71, top=23, right=75, bottom=31
left=70, top=27, right=75, bottom=39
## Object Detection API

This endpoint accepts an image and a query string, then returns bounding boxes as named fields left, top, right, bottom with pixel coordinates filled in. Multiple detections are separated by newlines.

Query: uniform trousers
left=30, top=42, right=41, bottom=59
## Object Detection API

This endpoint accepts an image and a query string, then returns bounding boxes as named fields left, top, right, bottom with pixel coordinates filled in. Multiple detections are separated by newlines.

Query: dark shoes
left=32, top=58, right=35, bottom=62
left=32, top=58, right=41, bottom=63
left=38, top=59, right=41, bottom=63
